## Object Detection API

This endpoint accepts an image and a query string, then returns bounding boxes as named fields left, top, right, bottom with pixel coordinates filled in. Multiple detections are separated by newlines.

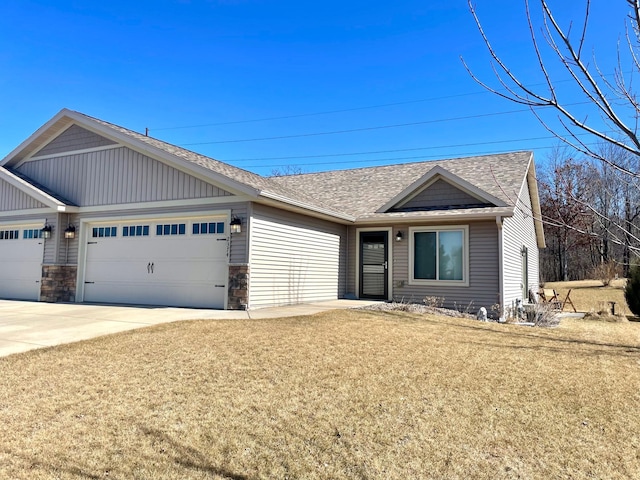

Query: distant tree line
left=538, top=145, right=640, bottom=282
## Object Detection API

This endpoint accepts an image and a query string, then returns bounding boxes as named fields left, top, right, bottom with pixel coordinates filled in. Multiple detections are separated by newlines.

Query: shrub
left=590, top=260, right=619, bottom=286
left=423, top=296, right=444, bottom=308
left=624, top=265, right=640, bottom=317
left=529, top=302, right=560, bottom=327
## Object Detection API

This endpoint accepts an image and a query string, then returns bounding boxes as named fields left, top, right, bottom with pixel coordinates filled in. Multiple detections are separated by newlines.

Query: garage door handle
left=215, top=285, right=225, bottom=288
left=150, top=262, right=154, bottom=273
left=85, top=281, right=95, bottom=284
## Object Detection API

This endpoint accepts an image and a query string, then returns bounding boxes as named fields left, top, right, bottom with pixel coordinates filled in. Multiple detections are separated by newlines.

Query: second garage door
left=0, top=224, right=44, bottom=301
left=82, top=217, right=228, bottom=309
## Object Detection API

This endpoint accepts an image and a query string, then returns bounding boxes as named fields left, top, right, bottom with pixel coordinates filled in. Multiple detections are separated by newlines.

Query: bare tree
left=462, top=0, right=640, bottom=177
left=464, top=0, right=640, bottom=270
left=269, top=165, right=306, bottom=177
left=538, top=150, right=599, bottom=280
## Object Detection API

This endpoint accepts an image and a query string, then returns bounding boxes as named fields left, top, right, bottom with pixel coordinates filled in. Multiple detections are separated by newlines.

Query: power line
left=150, top=91, right=488, bottom=131
left=149, top=77, right=584, bottom=132
left=178, top=102, right=589, bottom=146
left=238, top=142, right=599, bottom=170
left=221, top=134, right=566, bottom=162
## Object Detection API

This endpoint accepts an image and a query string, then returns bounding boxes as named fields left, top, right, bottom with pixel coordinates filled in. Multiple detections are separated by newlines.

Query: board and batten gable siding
left=0, top=178, right=47, bottom=211
left=35, top=125, right=117, bottom=157
left=249, top=203, right=347, bottom=309
left=502, top=178, right=539, bottom=310
left=62, top=202, right=249, bottom=266
left=18, top=146, right=233, bottom=207
left=395, top=179, right=487, bottom=211
left=389, top=221, right=500, bottom=310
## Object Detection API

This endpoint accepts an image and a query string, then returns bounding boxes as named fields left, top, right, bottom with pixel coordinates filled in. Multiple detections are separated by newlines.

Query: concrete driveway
left=0, top=299, right=378, bottom=357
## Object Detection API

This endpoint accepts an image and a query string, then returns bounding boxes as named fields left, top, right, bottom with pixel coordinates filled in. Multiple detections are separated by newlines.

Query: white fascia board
left=354, top=208, right=515, bottom=225
left=526, top=155, right=546, bottom=249
left=0, top=166, right=70, bottom=210
left=1, top=109, right=75, bottom=167
left=257, top=191, right=356, bottom=224
left=376, top=165, right=508, bottom=213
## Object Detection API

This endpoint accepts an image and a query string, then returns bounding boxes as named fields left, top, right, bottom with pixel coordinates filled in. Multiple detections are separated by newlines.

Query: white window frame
left=409, top=225, right=469, bottom=287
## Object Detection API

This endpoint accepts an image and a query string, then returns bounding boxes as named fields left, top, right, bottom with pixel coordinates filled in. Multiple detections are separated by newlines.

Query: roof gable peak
left=377, top=165, right=508, bottom=213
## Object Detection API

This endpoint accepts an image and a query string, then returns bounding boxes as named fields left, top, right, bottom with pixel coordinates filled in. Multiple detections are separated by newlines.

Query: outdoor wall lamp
left=41, top=223, right=52, bottom=239
left=230, top=216, right=242, bottom=234
left=395, top=231, right=404, bottom=242
left=64, top=225, right=76, bottom=239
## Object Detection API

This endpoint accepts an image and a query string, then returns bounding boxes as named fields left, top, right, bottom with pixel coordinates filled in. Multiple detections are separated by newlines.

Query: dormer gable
left=377, top=165, right=507, bottom=213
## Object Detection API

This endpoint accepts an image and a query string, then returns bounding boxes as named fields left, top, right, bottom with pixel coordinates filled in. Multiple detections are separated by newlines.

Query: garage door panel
left=83, top=218, right=228, bottom=309
left=0, top=229, right=43, bottom=301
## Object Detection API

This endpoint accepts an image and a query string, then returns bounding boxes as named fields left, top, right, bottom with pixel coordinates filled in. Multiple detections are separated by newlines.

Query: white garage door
left=0, top=225, right=44, bottom=301
left=83, top=217, right=228, bottom=308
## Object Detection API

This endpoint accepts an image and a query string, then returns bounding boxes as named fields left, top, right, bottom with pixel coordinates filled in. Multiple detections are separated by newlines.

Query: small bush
left=423, top=296, right=444, bottom=308
left=529, top=303, right=561, bottom=327
left=590, top=261, right=619, bottom=287
left=624, top=265, right=640, bottom=317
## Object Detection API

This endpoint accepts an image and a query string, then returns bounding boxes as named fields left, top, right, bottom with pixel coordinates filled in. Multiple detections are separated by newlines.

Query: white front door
left=0, top=225, right=44, bottom=301
left=82, top=218, right=228, bottom=308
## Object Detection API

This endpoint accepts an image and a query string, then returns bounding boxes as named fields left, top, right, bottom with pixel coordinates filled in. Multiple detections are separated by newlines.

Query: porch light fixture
left=41, top=223, right=52, bottom=239
left=64, top=225, right=76, bottom=239
left=395, top=231, right=404, bottom=242
left=230, top=217, right=242, bottom=234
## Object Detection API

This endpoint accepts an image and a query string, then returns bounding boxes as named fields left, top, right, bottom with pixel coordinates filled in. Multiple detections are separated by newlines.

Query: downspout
left=496, top=215, right=504, bottom=321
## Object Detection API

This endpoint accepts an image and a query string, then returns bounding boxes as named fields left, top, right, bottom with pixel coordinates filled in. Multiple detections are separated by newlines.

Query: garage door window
left=156, top=223, right=186, bottom=236
left=92, top=227, right=118, bottom=238
left=23, top=229, right=44, bottom=239
left=0, top=229, right=19, bottom=240
left=123, top=225, right=150, bottom=237
left=192, top=222, right=225, bottom=235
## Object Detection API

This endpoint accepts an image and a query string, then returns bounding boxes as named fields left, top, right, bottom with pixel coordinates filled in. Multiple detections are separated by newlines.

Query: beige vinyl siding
left=17, top=146, right=233, bottom=206
left=57, top=213, right=79, bottom=265
left=249, top=204, right=347, bottom=309
left=42, top=214, right=58, bottom=265
left=34, top=125, right=116, bottom=157
left=502, top=179, right=539, bottom=310
left=396, top=179, right=486, bottom=211
left=389, top=221, right=500, bottom=310
left=0, top=178, right=47, bottom=210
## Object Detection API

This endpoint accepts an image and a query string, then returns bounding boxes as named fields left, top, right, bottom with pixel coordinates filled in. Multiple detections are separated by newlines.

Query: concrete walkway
left=0, top=299, right=379, bottom=357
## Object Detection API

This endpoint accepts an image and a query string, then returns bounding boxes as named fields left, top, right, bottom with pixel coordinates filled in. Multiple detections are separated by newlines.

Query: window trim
left=408, top=225, right=469, bottom=287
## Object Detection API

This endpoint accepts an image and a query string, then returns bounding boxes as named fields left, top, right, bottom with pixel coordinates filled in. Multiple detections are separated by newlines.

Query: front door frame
left=355, top=227, right=393, bottom=301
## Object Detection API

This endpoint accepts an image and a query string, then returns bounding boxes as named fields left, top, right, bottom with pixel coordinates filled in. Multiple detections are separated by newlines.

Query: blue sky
left=0, top=0, right=632, bottom=176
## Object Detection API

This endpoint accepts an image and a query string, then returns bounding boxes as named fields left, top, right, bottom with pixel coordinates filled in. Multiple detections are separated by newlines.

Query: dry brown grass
left=1, top=310, right=639, bottom=479
left=545, top=279, right=632, bottom=316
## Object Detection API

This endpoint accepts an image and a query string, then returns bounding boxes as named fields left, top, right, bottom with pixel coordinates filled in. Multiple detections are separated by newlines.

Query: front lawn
left=1, top=310, right=639, bottom=479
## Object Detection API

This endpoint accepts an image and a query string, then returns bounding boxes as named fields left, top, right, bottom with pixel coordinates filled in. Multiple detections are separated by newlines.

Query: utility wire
left=237, top=141, right=601, bottom=170
left=149, top=77, right=584, bottom=131
left=221, top=133, right=574, bottom=162
left=178, top=103, right=590, bottom=146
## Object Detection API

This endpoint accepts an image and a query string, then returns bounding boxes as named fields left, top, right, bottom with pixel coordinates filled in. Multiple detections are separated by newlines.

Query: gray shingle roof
left=71, top=111, right=532, bottom=222
left=270, top=152, right=532, bottom=219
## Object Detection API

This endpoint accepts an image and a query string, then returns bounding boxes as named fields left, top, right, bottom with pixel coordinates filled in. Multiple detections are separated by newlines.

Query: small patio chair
left=539, top=288, right=562, bottom=310
left=561, top=289, right=577, bottom=313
